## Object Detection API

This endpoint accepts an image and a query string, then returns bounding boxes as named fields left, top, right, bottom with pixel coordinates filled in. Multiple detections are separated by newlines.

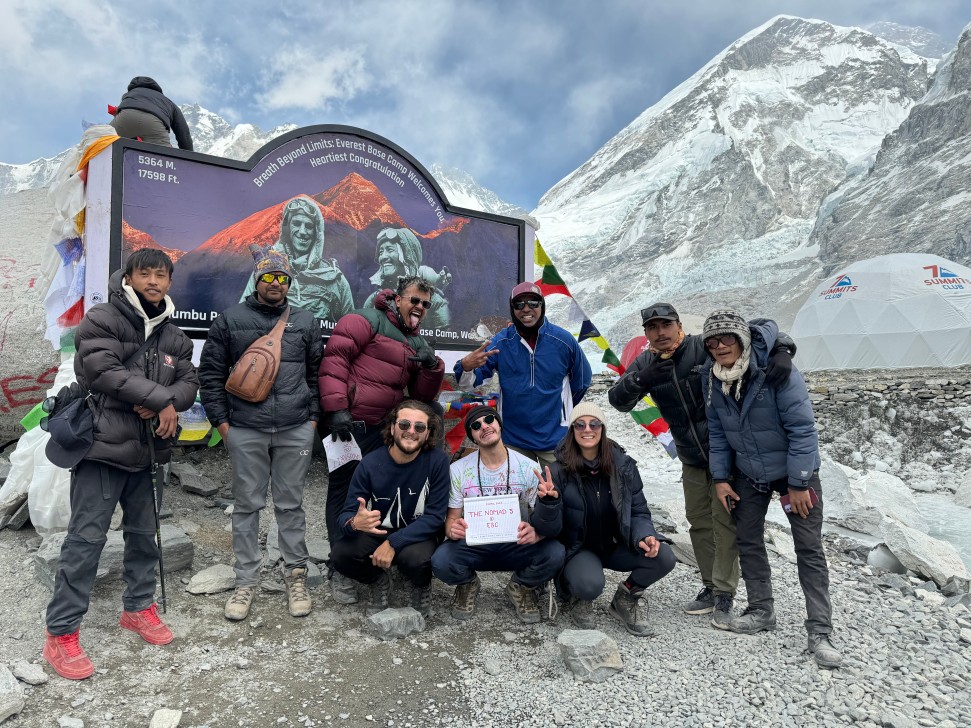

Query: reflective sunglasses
left=512, top=300, right=542, bottom=311
left=258, top=273, right=291, bottom=285
left=396, top=419, right=428, bottom=433
left=403, top=296, right=432, bottom=309
left=469, top=414, right=497, bottom=431
left=704, top=334, right=738, bottom=350
left=573, top=419, right=603, bottom=431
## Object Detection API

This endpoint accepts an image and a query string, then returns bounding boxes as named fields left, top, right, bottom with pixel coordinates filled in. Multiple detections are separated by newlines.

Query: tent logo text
left=923, top=265, right=970, bottom=290
left=819, top=274, right=857, bottom=300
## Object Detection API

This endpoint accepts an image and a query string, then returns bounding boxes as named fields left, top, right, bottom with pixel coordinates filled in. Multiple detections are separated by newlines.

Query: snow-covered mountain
left=532, top=15, right=954, bottom=345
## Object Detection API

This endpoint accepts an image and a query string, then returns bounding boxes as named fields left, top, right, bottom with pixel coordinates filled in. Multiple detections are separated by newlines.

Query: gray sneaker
left=284, top=567, right=312, bottom=618
left=683, top=586, right=715, bottom=615
left=808, top=633, right=842, bottom=668
left=570, top=599, right=596, bottom=629
left=330, top=572, right=359, bottom=605
left=411, top=584, right=433, bottom=618
left=451, top=575, right=481, bottom=620
left=224, top=586, right=256, bottom=621
left=608, top=583, right=654, bottom=636
left=370, top=571, right=391, bottom=610
left=730, top=606, right=777, bottom=635
left=709, top=594, right=734, bottom=630
left=505, top=578, right=541, bottom=624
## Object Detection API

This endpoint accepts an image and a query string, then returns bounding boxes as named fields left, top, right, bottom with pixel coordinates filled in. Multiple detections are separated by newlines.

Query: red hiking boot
left=119, top=604, right=173, bottom=645
left=43, top=629, right=94, bottom=680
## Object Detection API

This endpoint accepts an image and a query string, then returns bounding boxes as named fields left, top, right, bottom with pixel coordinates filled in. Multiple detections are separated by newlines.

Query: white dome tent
left=792, top=253, right=971, bottom=370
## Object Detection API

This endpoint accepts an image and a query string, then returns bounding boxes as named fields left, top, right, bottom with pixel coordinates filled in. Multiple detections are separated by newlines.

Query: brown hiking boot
left=505, top=578, right=540, bottom=624
left=43, top=629, right=94, bottom=680
left=608, top=582, right=654, bottom=636
left=450, top=575, right=481, bottom=620
left=225, top=586, right=256, bottom=621
left=284, top=567, right=312, bottom=617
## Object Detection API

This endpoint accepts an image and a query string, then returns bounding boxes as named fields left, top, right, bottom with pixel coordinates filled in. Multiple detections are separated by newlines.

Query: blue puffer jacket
left=455, top=319, right=591, bottom=451
left=702, top=320, right=820, bottom=489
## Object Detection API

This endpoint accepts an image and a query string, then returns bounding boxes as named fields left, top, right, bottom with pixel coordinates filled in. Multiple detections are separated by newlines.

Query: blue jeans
left=431, top=538, right=565, bottom=588
left=733, top=471, right=832, bottom=634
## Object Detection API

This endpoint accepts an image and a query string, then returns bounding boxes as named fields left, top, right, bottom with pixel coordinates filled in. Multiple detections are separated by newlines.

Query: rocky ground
left=1, top=392, right=970, bottom=727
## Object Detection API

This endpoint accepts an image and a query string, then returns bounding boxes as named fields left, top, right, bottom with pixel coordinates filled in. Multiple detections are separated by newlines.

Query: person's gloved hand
left=326, top=409, right=354, bottom=442
left=409, top=344, right=439, bottom=370
left=765, top=346, right=793, bottom=388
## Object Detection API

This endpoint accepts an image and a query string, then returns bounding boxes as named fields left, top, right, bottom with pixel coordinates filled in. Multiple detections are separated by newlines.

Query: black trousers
left=560, top=543, right=677, bottom=601
left=324, top=425, right=385, bottom=546
left=46, top=460, right=159, bottom=635
left=330, top=530, right=438, bottom=587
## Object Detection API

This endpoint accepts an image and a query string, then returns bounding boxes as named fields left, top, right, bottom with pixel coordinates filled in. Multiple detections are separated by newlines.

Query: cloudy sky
left=0, top=1, right=964, bottom=210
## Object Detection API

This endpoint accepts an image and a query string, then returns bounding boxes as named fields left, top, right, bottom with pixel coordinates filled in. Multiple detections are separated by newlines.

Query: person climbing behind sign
left=109, top=76, right=193, bottom=150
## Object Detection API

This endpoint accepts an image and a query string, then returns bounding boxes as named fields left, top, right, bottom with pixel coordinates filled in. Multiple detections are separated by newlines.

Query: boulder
left=5, top=499, right=31, bottom=531
left=955, top=480, right=971, bottom=509
left=149, top=708, right=183, bottom=728
left=556, top=629, right=623, bottom=682
left=307, top=537, right=331, bottom=564
left=882, top=521, right=970, bottom=587
left=867, top=544, right=907, bottom=574
left=186, top=564, right=236, bottom=595
left=0, top=664, right=25, bottom=723
left=666, top=532, right=698, bottom=569
left=35, top=525, right=193, bottom=590
left=366, top=607, right=425, bottom=640
left=0, top=493, right=27, bottom=531
left=821, top=459, right=926, bottom=536
left=765, top=528, right=796, bottom=564
left=941, top=576, right=970, bottom=597
left=821, top=459, right=882, bottom=535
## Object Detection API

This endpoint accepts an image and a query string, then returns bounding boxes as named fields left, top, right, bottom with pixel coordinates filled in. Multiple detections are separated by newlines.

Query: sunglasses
left=258, top=273, right=291, bottom=285
left=469, top=414, right=497, bottom=431
left=705, top=334, right=738, bottom=349
left=512, top=300, right=542, bottom=311
left=573, top=419, right=603, bottom=431
left=403, top=296, right=432, bottom=309
left=396, top=419, right=428, bottom=433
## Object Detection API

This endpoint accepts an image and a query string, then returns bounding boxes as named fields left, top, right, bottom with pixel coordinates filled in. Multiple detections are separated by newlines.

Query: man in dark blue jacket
left=110, top=76, right=193, bottom=150
left=456, top=282, right=591, bottom=469
left=199, top=245, right=322, bottom=622
left=331, top=400, right=449, bottom=618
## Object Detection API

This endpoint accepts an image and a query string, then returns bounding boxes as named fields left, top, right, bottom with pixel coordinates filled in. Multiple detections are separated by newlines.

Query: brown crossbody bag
left=224, top=306, right=290, bottom=403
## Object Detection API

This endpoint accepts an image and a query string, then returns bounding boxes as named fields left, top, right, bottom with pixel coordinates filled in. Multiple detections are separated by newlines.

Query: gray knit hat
left=702, top=309, right=751, bottom=350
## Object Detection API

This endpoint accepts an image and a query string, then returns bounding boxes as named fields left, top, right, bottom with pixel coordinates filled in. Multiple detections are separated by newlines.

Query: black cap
left=464, top=405, right=502, bottom=439
left=43, top=398, right=94, bottom=469
left=641, top=302, right=679, bottom=326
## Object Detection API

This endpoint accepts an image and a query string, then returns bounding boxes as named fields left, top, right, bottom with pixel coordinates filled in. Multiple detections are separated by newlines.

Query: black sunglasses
left=512, top=300, right=542, bottom=311
left=403, top=296, right=432, bottom=309
left=705, top=334, right=738, bottom=349
left=396, top=419, right=428, bottom=433
left=258, top=273, right=291, bottom=285
left=469, top=414, right=497, bottom=431
left=573, top=419, right=603, bottom=431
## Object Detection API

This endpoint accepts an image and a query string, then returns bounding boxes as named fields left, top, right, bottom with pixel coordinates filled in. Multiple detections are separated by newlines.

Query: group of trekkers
left=40, top=76, right=839, bottom=679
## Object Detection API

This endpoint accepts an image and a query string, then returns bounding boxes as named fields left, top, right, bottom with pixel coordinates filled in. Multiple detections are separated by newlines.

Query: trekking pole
left=145, top=420, right=167, bottom=613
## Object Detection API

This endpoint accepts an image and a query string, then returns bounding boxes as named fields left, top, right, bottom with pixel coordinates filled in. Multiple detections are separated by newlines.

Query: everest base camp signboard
left=92, top=126, right=524, bottom=349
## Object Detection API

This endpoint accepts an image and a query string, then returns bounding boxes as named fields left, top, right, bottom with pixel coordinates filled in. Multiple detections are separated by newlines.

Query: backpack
left=225, top=307, right=290, bottom=403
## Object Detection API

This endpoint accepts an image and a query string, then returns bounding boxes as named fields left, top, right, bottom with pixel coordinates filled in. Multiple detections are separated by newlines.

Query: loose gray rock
left=954, top=479, right=971, bottom=508
left=58, top=718, right=84, bottom=728
left=169, top=461, right=201, bottom=479
left=305, top=561, right=324, bottom=589
left=941, top=576, right=970, bottom=596
left=35, top=526, right=193, bottom=590
left=265, top=521, right=282, bottom=565
left=366, top=607, right=425, bottom=640
left=6, top=499, right=30, bottom=530
left=945, top=593, right=971, bottom=609
left=11, top=660, right=48, bottom=685
left=883, top=521, right=970, bottom=586
left=177, top=472, right=219, bottom=497
left=149, top=708, right=183, bottom=727
left=307, top=536, right=331, bottom=564
left=867, top=544, right=907, bottom=574
left=666, top=532, right=699, bottom=568
left=186, top=564, right=236, bottom=594
left=0, top=665, right=25, bottom=723
left=556, top=629, right=624, bottom=683
left=876, top=573, right=913, bottom=595
left=0, top=492, right=26, bottom=531
left=483, top=659, right=501, bottom=676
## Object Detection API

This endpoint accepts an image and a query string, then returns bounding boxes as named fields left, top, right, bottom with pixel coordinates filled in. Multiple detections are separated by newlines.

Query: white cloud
left=257, top=46, right=372, bottom=111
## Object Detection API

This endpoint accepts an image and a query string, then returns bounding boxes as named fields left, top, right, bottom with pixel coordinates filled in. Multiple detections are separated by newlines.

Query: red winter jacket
left=318, top=290, right=444, bottom=425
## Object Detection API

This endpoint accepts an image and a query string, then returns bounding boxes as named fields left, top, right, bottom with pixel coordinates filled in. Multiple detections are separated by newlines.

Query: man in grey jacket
left=43, top=249, right=198, bottom=680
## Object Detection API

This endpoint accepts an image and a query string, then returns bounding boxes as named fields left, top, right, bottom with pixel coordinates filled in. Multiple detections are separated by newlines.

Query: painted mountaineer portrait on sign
left=240, top=195, right=354, bottom=320
left=363, top=227, right=451, bottom=331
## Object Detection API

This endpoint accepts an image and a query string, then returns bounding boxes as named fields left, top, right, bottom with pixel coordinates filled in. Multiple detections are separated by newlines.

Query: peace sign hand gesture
left=535, top=466, right=558, bottom=499
left=460, top=340, right=498, bottom=371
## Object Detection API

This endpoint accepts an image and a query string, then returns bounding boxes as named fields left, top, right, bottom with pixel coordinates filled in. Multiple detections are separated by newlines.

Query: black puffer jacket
left=76, top=271, right=199, bottom=471
left=199, top=296, right=323, bottom=432
left=533, top=441, right=667, bottom=561
left=115, top=76, right=193, bottom=150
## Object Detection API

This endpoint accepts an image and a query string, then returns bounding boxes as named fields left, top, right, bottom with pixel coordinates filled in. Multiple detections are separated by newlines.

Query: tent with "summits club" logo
left=791, top=253, right=971, bottom=370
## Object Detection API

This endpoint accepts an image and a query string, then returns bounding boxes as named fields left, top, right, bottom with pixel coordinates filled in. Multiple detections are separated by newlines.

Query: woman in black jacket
left=534, top=402, right=676, bottom=635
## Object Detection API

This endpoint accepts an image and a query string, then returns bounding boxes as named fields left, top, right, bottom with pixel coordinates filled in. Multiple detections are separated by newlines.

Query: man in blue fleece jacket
left=330, top=400, right=449, bottom=617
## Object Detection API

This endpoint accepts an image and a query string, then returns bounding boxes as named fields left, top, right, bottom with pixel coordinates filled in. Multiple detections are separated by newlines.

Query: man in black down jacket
left=43, top=250, right=199, bottom=680
left=110, top=76, right=193, bottom=150
left=608, top=302, right=794, bottom=629
left=199, top=245, right=323, bottom=622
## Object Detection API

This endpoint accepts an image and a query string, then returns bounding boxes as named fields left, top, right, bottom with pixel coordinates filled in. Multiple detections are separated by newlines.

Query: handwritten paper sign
left=323, top=436, right=362, bottom=473
left=464, top=494, right=520, bottom=545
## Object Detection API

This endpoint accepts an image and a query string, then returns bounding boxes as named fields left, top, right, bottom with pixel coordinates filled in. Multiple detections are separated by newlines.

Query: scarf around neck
left=649, top=329, right=685, bottom=359
left=710, top=347, right=751, bottom=402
